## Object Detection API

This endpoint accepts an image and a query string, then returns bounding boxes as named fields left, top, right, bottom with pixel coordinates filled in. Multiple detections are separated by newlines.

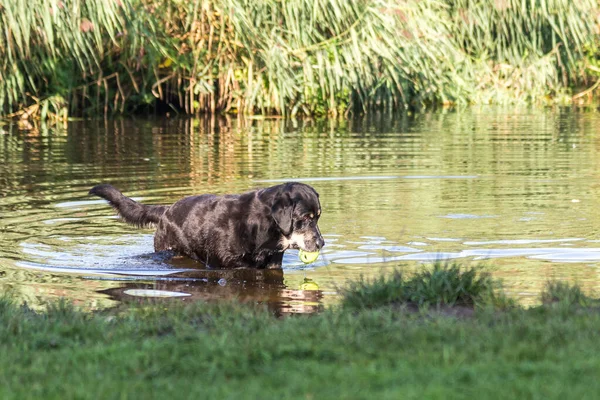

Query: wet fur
left=89, top=183, right=324, bottom=269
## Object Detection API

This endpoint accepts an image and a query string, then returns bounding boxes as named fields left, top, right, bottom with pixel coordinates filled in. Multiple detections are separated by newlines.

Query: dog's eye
left=303, top=213, right=314, bottom=221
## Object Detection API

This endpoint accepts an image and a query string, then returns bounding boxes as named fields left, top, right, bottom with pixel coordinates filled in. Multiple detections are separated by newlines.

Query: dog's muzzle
left=284, top=232, right=325, bottom=252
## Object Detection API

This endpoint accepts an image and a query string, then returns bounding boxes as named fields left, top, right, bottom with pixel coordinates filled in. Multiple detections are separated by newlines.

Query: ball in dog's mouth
left=298, top=249, right=320, bottom=264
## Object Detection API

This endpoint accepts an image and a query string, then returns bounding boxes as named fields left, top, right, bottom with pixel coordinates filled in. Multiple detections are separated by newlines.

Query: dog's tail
left=89, top=184, right=168, bottom=227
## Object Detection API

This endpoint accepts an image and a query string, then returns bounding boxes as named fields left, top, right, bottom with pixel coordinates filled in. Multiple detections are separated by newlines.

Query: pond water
left=2, top=107, right=600, bottom=313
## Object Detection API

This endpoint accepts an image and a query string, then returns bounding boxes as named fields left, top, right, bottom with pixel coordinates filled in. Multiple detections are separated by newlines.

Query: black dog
left=89, top=183, right=324, bottom=269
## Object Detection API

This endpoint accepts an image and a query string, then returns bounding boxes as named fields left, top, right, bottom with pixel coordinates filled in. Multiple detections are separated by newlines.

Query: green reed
left=1, top=0, right=598, bottom=119
left=341, top=263, right=508, bottom=310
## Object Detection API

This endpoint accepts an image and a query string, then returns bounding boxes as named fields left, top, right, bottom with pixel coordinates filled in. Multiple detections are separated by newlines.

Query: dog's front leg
left=264, top=252, right=284, bottom=269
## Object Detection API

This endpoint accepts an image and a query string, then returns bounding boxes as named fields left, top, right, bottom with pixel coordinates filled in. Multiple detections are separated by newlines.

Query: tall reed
left=1, top=0, right=598, bottom=119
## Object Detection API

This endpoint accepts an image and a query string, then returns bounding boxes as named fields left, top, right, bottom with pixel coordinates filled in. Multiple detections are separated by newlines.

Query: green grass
left=341, top=263, right=503, bottom=310
left=2, top=0, right=600, bottom=119
left=1, top=267, right=600, bottom=399
left=541, top=280, right=597, bottom=308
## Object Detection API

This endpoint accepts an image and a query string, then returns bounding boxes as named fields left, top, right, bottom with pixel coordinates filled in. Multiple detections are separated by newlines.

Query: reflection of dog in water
left=89, top=183, right=324, bottom=269
left=99, top=276, right=324, bottom=316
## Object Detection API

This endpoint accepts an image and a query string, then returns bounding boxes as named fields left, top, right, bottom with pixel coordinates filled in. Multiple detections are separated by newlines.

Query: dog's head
left=268, top=182, right=325, bottom=252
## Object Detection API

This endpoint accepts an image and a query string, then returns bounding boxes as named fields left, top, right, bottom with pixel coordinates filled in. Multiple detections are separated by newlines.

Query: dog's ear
left=271, top=193, right=294, bottom=236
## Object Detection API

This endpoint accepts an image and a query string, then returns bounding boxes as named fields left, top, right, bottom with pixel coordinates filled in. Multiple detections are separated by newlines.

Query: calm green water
left=2, top=107, right=600, bottom=312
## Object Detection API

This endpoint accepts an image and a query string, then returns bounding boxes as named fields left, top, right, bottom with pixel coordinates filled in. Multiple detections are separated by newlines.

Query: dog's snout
left=317, top=236, right=325, bottom=249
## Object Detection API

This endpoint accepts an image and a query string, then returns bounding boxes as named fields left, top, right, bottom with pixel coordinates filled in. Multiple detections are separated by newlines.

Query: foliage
left=341, top=262, right=504, bottom=310
left=1, top=0, right=599, bottom=119
left=0, top=0, right=126, bottom=118
left=541, top=280, right=594, bottom=307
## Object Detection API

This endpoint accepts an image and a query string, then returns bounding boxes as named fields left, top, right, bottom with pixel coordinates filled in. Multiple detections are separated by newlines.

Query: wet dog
left=89, top=183, right=324, bottom=269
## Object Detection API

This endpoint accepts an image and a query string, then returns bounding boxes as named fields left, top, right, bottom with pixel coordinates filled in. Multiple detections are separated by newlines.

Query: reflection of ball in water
left=299, top=249, right=320, bottom=264
left=300, top=278, right=319, bottom=291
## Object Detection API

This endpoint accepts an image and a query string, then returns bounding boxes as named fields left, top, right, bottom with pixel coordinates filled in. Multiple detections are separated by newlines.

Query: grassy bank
left=1, top=0, right=599, bottom=120
left=1, top=265, right=600, bottom=398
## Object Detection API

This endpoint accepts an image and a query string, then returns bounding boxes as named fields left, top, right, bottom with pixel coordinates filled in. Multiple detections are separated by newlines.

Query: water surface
left=2, top=108, right=600, bottom=312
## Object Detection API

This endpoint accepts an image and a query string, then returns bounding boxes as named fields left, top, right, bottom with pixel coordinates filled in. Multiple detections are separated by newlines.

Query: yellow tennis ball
left=299, top=249, right=320, bottom=264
